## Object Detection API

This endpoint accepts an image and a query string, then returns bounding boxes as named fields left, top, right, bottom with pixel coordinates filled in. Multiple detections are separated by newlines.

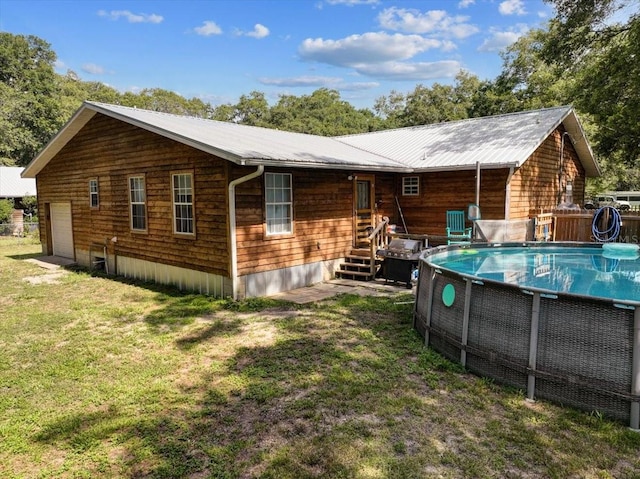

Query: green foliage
left=0, top=33, right=61, bottom=166
left=0, top=199, right=14, bottom=223
left=542, top=0, right=639, bottom=181
left=374, top=71, right=484, bottom=127
left=268, top=88, right=376, bottom=135
left=19, top=195, right=37, bottom=217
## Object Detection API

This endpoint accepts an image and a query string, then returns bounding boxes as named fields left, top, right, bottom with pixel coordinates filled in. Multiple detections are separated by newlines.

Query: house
left=0, top=166, right=37, bottom=236
left=21, top=102, right=598, bottom=299
left=0, top=166, right=37, bottom=207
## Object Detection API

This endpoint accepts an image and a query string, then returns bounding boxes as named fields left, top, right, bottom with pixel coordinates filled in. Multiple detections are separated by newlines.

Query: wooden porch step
left=335, top=269, right=375, bottom=281
left=335, top=247, right=380, bottom=281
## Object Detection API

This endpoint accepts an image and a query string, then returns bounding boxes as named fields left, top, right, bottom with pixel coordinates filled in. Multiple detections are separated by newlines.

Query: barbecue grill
left=377, top=238, right=423, bottom=288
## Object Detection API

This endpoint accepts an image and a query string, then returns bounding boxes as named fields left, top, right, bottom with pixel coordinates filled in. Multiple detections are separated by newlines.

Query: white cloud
left=498, top=0, right=526, bottom=16
left=378, top=7, right=479, bottom=39
left=458, top=0, right=475, bottom=8
left=82, top=63, right=105, bottom=75
left=194, top=21, right=223, bottom=36
left=354, top=60, right=461, bottom=80
left=478, top=25, right=528, bottom=52
left=242, top=24, right=270, bottom=39
left=97, top=10, right=163, bottom=24
left=299, top=32, right=450, bottom=67
left=258, top=75, right=378, bottom=90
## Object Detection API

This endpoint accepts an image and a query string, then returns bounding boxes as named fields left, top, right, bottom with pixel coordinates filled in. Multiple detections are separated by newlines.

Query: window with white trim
left=89, top=178, right=99, bottom=208
left=128, top=176, right=147, bottom=231
left=172, top=172, right=194, bottom=235
left=402, top=176, right=420, bottom=196
left=265, top=172, right=292, bottom=235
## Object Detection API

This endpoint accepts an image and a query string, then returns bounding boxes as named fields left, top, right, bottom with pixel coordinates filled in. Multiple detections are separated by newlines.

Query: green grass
left=1, top=237, right=639, bottom=478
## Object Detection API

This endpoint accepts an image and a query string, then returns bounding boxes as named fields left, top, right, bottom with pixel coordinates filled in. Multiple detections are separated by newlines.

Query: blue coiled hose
left=591, top=206, right=621, bottom=242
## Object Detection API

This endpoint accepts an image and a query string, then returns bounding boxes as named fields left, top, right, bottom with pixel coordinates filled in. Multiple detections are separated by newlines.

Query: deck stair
left=335, top=248, right=381, bottom=281
left=335, top=216, right=390, bottom=282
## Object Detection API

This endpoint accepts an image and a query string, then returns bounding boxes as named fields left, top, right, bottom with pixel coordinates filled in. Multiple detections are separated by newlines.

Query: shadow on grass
left=28, top=292, right=640, bottom=478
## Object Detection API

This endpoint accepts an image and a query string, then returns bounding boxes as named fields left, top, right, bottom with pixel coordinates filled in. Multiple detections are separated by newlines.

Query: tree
left=213, top=91, right=270, bottom=126
left=269, top=88, right=375, bottom=135
left=0, top=199, right=14, bottom=224
left=543, top=0, right=639, bottom=183
left=373, top=72, right=484, bottom=128
left=0, top=33, right=61, bottom=166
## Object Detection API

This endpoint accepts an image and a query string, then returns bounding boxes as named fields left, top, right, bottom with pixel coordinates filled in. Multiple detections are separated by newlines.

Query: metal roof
left=0, top=167, right=37, bottom=198
left=338, top=106, right=599, bottom=176
left=22, top=102, right=599, bottom=178
left=22, top=102, right=408, bottom=178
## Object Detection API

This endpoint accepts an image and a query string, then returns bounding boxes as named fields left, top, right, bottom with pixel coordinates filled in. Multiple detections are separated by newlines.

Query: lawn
left=1, top=237, right=639, bottom=479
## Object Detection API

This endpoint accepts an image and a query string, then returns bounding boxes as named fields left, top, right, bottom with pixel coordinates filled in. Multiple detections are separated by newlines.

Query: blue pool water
left=425, top=245, right=640, bottom=303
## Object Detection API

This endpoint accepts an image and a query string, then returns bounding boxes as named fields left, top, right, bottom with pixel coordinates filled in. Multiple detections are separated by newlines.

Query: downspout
left=228, top=164, right=264, bottom=300
left=504, top=166, right=515, bottom=220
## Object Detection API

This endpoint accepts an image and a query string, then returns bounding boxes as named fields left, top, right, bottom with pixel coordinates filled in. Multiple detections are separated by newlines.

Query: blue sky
left=1, top=0, right=554, bottom=109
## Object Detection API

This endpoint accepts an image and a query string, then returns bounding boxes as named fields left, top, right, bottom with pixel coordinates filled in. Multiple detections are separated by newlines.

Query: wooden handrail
left=367, top=216, right=389, bottom=275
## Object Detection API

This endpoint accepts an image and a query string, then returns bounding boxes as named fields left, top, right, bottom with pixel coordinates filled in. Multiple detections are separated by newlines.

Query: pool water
left=426, top=246, right=640, bottom=303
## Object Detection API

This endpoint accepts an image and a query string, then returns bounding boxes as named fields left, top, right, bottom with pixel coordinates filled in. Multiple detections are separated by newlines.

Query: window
left=265, top=172, right=292, bottom=235
left=89, top=179, right=99, bottom=208
left=402, top=176, right=419, bottom=196
left=128, top=176, right=147, bottom=231
left=172, top=172, right=194, bottom=235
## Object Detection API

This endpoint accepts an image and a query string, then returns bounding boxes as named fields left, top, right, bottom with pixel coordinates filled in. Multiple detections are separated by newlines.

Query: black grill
left=377, top=239, right=423, bottom=288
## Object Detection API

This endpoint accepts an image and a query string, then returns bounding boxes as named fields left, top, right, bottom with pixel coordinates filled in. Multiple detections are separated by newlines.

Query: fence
left=534, top=209, right=640, bottom=243
left=0, top=221, right=39, bottom=237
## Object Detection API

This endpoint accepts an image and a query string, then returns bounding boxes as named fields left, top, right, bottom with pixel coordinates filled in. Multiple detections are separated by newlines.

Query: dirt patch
left=22, top=271, right=68, bottom=285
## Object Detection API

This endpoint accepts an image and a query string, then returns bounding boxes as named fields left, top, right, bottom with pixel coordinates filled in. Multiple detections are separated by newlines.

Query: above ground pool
left=425, top=243, right=639, bottom=303
left=414, top=242, right=640, bottom=430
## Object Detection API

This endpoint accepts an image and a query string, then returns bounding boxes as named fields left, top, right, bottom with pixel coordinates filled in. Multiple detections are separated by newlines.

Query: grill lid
left=387, top=238, right=422, bottom=253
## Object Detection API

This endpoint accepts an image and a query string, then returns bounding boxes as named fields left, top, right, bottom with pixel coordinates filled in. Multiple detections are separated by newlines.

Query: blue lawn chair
left=446, top=210, right=472, bottom=244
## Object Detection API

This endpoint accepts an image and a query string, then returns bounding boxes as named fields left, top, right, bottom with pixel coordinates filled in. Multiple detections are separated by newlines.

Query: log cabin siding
left=394, top=169, right=509, bottom=236
left=234, top=167, right=356, bottom=277
left=36, top=114, right=231, bottom=276
left=509, top=128, right=585, bottom=219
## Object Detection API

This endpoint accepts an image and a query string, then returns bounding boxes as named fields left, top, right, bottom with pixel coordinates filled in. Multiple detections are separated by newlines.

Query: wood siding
left=35, top=116, right=590, bottom=288
left=394, top=169, right=509, bottom=237
left=233, top=167, right=378, bottom=277
left=509, top=128, right=585, bottom=220
left=36, top=114, right=230, bottom=276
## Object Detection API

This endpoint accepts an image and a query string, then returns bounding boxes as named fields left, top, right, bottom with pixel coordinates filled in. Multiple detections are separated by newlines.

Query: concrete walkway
left=269, top=278, right=416, bottom=304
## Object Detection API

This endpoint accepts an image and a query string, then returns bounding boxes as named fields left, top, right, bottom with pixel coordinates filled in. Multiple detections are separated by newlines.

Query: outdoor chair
left=445, top=210, right=472, bottom=244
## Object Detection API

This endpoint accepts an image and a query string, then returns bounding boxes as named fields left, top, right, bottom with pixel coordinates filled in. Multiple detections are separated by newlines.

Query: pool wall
left=414, top=243, right=640, bottom=430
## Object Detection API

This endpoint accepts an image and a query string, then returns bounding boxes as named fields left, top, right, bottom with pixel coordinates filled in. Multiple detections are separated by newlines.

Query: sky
left=0, top=0, right=556, bottom=109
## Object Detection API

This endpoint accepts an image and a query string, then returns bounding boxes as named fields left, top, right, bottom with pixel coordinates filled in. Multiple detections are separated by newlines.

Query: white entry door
left=50, top=202, right=74, bottom=259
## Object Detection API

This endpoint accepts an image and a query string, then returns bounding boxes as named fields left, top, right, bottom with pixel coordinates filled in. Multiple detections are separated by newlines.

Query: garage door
left=50, top=202, right=74, bottom=259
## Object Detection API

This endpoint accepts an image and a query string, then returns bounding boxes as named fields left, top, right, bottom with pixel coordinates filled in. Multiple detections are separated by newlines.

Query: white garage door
left=50, top=202, right=74, bottom=259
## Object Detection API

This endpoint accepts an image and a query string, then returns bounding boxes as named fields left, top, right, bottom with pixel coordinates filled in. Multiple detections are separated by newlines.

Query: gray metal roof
left=0, top=167, right=37, bottom=198
left=22, top=102, right=408, bottom=178
left=338, top=106, right=599, bottom=175
left=22, top=101, right=599, bottom=178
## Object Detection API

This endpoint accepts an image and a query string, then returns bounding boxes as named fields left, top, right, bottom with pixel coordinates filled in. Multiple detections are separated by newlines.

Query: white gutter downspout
left=228, top=165, right=264, bottom=300
left=504, top=166, right=515, bottom=220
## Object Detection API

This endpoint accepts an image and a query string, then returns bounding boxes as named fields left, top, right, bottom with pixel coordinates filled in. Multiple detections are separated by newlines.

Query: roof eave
left=240, top=158, right=412, bottom=173
left=560, top=109, right=601, bottom=177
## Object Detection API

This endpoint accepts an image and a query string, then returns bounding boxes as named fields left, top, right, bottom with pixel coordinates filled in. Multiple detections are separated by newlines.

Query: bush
left=0, top=199, right=14, bottom=223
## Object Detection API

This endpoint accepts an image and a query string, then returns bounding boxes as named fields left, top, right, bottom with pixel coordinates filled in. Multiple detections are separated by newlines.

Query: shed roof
left=0, top=167, right=37, bottom=198
left=338, top=106, right=599, bottom=176
left=22, top=101, right=599, bottom=178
